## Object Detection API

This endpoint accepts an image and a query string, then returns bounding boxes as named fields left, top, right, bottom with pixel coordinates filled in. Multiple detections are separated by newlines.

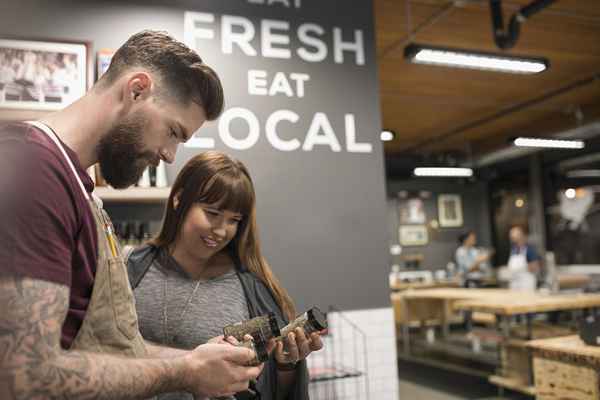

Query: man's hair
left=99, top=30, right=224, bottom=120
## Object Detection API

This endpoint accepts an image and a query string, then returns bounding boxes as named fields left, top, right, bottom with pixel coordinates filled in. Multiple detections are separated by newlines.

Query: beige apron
left=28, top=121, right=147, bottom=357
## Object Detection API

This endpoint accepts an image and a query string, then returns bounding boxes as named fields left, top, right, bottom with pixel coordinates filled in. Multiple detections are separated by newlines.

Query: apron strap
left=26, top=120, right=91, bottom=201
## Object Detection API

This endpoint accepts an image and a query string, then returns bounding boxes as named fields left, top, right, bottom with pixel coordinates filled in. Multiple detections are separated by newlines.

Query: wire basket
left=307, top=306, right=369, bottom=400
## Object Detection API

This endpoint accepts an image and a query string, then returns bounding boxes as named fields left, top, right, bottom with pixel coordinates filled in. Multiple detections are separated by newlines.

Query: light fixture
left=404, top=43, right=548, bottom=74
left=413, top=167, right=473, bottom=177
left=513, top=137, right=585, bottom=149
left=381, top=130, right=395, bottom=142
left=565, top=188, right=576, bottom=199
left=565, top=169, right=600, bottom=178
left=515, top=198, right=525, bottom=208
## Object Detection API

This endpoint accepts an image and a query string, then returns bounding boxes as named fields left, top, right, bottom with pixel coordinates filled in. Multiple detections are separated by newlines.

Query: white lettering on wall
left=184, top=12, right=365, bottom=66
left=183, top=9, right=374, bottom=155
left=247, top=0, right=302, bottom=8
left=248, top=70, right=310, bottom=97
left=303, top=113, right=342, bottom=152
left=269, top=72, right=294, bottom=96
left=266, top=110, right=301, bottom=151
left=183, top=12, right=214, bottom=45
left=333, top=28, right=365, bottom=65
left=345, top=114, right=372, bottom=153
left=269, top=0, right=293, bottom=7
left=222, top=15, right=257, bottom=56
left=289, top=73, right=309, bottom=97
left=218, top=107, right=261, bottom=150
left=186, top=109, right=373, bottom=154
left=248, top=70, right=268, bottom=95
left=262, top=20, right=291, bottom=59
left=297, top=24, right=327, bottom=63
left=184, top=136, right=215, bottom=149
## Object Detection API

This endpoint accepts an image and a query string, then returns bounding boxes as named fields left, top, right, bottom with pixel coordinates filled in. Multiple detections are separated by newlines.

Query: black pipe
left=490, top=0, right=557, bottom=50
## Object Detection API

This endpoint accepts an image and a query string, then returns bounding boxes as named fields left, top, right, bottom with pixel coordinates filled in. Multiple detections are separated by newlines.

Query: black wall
left=386, top=179, right=493, bottom=271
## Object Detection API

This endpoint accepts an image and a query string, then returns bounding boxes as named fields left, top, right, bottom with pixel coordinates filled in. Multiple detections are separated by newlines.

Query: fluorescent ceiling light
left=381, top=130, right=395, bottom=142
left=405, top=44, right=548, bottom=74
left=566, top=170, right=600, bottom=178
left=414, top=167, right=473, bottom=177
left=513, top=137, right=585, bottom=149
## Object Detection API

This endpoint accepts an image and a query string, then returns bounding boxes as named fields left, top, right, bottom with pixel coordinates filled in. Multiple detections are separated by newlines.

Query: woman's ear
left=173, top=191, right=182, bottom=209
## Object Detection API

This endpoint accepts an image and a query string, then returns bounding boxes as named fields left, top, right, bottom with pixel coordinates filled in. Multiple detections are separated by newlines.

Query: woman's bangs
left=196, top=171, right=254, bottom=216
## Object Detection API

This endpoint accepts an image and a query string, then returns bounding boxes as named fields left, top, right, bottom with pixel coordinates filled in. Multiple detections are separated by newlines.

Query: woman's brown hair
left=153, top=151, right=296, bottom=320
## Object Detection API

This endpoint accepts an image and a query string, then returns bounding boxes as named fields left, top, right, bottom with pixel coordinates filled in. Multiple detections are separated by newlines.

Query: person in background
left=507, top=225, right=541, bottom=290
left=0, top=30, right=262, bottom=400
left=455, top=231, right=492, bottom=287
left=127, top=151, right=324, bottom=400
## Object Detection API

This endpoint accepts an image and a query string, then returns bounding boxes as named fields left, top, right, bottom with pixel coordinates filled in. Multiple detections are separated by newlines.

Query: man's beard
left=97, top=112, right=158, bottom=189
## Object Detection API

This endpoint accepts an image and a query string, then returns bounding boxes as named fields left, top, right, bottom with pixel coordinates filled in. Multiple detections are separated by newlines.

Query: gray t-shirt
left=133, top=249, right=249, bottom=400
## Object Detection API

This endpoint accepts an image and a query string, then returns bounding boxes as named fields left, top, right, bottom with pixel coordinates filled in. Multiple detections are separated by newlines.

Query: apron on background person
left=507, top=247, right=536, bottom=291
left=27, top=121, right=150, bottom=356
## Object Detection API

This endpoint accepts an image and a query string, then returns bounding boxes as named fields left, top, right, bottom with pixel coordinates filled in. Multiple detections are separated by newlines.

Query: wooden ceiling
left=375, top=0, right=600, bottom=159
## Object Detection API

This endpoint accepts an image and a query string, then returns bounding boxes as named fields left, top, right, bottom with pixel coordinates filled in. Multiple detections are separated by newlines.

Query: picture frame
left=438, top=194, right=463, bottom=227
left=398, top=197, right=426, bottom=224
left=0, top=37, right=90, bottom=120
left=399, top=225, right=428, bottom=246
left=96, top=49, right=115, bottom=81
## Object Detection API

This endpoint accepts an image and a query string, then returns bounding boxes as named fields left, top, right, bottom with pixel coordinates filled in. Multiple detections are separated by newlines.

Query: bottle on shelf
left=138, top=167, right=150, bottom=188
left=149, top=165, right=157, bottom=187
left=87, top=166, right=96, bottom=185
left=155, top=160, right=168, bottom=188
left=94, top=164, right=107, bottom=187
left=137, top=222, right=153, bottom=245
left=113, top=220, right=124, bottom=246
left=138, top=167, right=151, bottom=188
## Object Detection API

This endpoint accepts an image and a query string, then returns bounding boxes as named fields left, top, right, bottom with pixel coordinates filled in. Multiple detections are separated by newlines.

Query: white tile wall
left=307, top=307, right=399, bottom=400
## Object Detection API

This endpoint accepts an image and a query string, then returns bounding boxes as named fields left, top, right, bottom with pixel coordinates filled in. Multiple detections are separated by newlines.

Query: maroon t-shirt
left=0, top=122, right=97, bottom=349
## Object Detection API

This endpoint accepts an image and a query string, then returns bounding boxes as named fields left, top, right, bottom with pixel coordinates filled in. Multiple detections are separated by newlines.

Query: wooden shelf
left=489, top=375, right=536, bottom=396
left=94, top=187, right=171, bottom=203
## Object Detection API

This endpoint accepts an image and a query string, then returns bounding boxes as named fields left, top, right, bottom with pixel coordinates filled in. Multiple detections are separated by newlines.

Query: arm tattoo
left=0, top=275, right=185, bottom=400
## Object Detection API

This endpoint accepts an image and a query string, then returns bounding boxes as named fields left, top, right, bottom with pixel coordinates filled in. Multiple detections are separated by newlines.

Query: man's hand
left=208, top=335, right=240, bottom=346
left=182, top=343, right=263, bottom=397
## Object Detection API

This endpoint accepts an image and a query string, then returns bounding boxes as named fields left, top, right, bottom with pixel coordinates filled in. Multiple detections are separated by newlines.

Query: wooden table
left=393, top=289, right=600, bottom=397
left=557, top=274, right=591, bottom=290
left=455, top=293, right=600, bottom=316
left=393, top=289, right=519, bottom=353
left=454, top=293, right=600, bottom=397
left=528, top=335, right=600, bottom=399
left=390, top=279, right=460, bottom=292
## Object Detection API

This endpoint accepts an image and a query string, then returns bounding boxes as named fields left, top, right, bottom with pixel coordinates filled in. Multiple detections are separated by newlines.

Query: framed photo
left=0, top=37, right=89, bottom=114
left=399, top=225, right=428, bottom=246
left=438, top=194, right=463, bottom=227
left=96, top=49, right=115, bottom=80
left=398, top=197, right=426, bottom=224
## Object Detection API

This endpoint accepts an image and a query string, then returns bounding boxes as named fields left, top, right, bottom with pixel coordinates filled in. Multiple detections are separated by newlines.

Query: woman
left=127, top=151, right=322, bottom=400
left=455, top=231, right=492, bottom=287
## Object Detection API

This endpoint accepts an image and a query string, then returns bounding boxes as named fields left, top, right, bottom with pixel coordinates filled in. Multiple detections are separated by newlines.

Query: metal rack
left=307, top=306, right=369, bottom=400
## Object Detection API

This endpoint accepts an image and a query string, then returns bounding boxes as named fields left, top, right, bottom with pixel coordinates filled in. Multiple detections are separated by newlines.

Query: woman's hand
left=273, top=328, right=324, bottom=365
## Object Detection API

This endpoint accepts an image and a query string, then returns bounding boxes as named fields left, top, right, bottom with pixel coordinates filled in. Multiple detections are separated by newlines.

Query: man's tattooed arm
left=144, top=340, right=189, bottom=359
left=0, top=275, right=187, bottom=400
